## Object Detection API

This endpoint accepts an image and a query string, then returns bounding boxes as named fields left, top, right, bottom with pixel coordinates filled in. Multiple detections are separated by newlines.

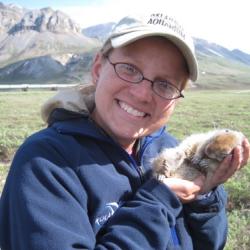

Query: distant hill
left=194, top=39, right=250, bottom=89
left=194, top=38, right=250, bottom=65
left=82, top=22, right=115, bottom=41
left=0, top=4, right=100, bottom=67
left=0, top=2, right=100, bottom=84
left=0, top=2, right=250, bottom=89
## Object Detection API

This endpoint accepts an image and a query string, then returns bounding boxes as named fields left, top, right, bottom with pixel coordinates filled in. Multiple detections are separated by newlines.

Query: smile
left=119, top=101, right=146, bottom=117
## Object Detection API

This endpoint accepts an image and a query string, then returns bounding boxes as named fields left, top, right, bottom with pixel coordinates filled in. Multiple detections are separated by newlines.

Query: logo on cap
left=147, top=13, right=186, bottom=39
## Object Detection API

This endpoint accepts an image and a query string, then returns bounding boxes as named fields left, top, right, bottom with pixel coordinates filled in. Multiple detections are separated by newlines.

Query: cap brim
left=110, top=30, right=198, bottom=81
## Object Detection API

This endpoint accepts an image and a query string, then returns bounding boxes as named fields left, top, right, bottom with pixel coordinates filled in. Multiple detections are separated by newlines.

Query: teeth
left=119, top=101, right=145, bottom=117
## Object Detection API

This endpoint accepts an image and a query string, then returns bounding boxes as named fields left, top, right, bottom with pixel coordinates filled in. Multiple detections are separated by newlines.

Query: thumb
left=192, top=174, right=205, bottom=191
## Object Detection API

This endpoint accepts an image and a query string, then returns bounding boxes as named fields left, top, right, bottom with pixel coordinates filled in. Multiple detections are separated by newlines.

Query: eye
left=155, top=81, right=173, bottom=91
left=154, top=81, right=180, bottom=98
left=118, top=63, right=139, bottom=76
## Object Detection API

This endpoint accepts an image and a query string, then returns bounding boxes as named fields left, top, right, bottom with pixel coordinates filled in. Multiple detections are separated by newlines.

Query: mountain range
left=0, top=2, right=250, bottom=89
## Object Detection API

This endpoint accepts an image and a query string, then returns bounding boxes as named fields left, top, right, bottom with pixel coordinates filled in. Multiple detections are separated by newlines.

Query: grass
left=0, top=90, right=53, bottom=163
left=168, top=90, right=250, bottom=139
left=0, top=89, right=250, bottom=249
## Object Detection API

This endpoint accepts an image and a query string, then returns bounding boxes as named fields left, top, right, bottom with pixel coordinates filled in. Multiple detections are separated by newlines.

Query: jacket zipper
left=126, top=154, right=145, bottom=183
left=137, top=165, right=145, bottom=183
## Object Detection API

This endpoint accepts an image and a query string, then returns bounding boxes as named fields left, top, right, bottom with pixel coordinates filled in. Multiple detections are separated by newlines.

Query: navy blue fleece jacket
left=0, top=110, right=228, bottom=250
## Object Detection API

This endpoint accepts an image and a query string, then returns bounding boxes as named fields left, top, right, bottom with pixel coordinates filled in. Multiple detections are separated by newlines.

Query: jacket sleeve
left=0, top=138, right=96, bottom=250
left=0, top=138, right=184, bottom=250
left=183, top=185, right=228, bottom=250
left=95, top=179, right=185, bottom=250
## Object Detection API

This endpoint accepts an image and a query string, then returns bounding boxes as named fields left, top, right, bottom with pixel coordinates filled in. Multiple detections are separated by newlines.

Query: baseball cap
left=103, top=13, right=198, bottom=81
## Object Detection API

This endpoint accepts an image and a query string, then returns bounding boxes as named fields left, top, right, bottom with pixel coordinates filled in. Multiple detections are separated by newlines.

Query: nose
left=129, top=79, right=153, bottom=103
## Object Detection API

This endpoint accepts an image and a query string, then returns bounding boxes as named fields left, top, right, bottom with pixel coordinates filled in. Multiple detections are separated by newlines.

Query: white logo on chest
left=95, top=202, right=119, bottom=226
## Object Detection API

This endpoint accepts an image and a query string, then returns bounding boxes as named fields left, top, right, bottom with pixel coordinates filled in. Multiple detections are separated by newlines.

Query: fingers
left=213, top=154, right=234, bottom=182
left=200, top=139, right=249, bottom=194
left=181, top=175, right=206, bottom=202
left=204, top=149, right=238, bottom=190
left=241, top=138, right=250, bottom=167
left=162, top=176, right=205, bottom=203
left=210, top=140, right=248, bottom=184
left=219, top=138, right=249, bottom=174
left=193, top=175, right=206, bottom=190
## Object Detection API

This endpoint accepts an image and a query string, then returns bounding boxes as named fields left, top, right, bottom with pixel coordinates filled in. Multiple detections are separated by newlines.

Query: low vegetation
left=0, top=89, right=250, bottom=249
left=196, top=52, right=250, bottom=90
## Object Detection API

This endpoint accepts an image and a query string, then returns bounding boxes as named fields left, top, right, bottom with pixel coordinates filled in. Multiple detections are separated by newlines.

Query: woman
left=0, top=12, right=249, bottom=250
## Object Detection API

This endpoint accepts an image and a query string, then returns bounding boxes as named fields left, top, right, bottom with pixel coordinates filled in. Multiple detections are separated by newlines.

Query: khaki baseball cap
left=104, top=13, right=198, bottom=81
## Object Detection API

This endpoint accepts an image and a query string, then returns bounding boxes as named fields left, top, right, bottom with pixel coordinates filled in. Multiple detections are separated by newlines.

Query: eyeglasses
left=105, top=56, right=184, bottom=100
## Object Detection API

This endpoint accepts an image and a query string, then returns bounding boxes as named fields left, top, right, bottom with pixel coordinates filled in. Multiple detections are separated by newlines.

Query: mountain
left=0, top=2, right=25, bottom=34
left=82, top=22, right=115, bottom=41
left=194, top=39, right=250, bottom=89
left=194, top=38, right=250, bottom=66
left=0, top=2, right=250, bottom=89
left=0, top=3, right=101, bottom=72
left=0, top=55, right=64, bottom=82
left=8, top=7, right=81, bottom=34
left=0, top=51, right=96, bottom=84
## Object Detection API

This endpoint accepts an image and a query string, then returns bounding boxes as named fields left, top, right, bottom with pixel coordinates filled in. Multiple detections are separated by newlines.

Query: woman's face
left=91, top=37, right=188, bottom=152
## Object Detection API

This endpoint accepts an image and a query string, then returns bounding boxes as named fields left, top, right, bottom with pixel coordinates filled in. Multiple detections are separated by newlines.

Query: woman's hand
left=200, top=138, right=249, bottom=194
left=161, top=138, right=250, bottom=203
left=160, top=175, right=205, bottom=203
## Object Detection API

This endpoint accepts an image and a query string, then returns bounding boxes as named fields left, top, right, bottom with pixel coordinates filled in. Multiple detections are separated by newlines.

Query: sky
left=2, top=0, right=250, bottom=54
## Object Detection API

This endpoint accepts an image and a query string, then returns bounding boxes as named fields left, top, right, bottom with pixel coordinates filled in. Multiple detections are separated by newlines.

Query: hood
left=49, top=108, right=167, bottom=146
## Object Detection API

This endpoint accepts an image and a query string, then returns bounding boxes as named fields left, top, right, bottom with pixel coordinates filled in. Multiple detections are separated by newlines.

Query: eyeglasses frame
left=104, top=55, right=185, bottom=100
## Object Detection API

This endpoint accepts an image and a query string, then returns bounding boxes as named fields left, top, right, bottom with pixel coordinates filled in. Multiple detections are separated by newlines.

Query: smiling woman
left=0, top=10, right=249, bottom=250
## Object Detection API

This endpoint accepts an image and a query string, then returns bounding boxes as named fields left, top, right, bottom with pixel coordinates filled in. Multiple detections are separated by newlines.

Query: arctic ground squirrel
left=153, top=129, right=246, bottom=182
